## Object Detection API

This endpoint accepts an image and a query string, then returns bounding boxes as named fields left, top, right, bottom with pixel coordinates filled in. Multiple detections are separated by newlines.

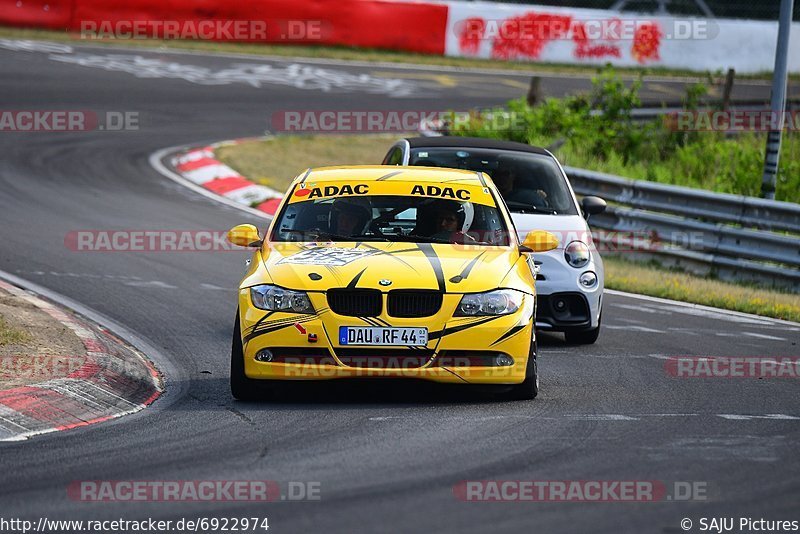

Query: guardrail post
left=721, top=68, right=735, bottom=111
left=527, top=77, right=542, bottom=107
left=760, top=0, right=794, bottom=200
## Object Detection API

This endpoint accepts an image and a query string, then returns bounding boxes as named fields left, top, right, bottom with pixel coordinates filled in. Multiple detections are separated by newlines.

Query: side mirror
left=581, top=196, right=607, bottom=220
left=520, top=230, right=559, bottom=253
left=227, top=224, right=262, bottom=247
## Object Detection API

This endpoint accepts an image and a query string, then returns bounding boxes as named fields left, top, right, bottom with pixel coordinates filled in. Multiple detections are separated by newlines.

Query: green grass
left=0, top=315, right=31, bottom=346
left=217, top=134, right=800, bottom=321
left=0, top=25, right=785, bottom=80
left=604, top=256, right=800, bottom=322
left=548, top=132, right=800, bottom=203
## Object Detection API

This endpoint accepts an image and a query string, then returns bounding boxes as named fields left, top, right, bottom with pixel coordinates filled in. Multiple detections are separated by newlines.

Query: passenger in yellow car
left=431, top=201, right=476, bottom=243
left=329, top=198, right=372, bottom=236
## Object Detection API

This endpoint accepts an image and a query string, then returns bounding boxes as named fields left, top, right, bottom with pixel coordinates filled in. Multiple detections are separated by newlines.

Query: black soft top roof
left=405, top=136, right=550, bottom=156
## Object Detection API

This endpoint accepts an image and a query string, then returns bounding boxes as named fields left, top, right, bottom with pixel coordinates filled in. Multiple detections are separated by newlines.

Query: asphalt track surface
left=0, top=41, right=798, bottom=533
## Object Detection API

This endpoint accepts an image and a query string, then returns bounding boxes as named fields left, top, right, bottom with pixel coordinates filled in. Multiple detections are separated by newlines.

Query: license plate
left=339, top=326, right=428, bottom=346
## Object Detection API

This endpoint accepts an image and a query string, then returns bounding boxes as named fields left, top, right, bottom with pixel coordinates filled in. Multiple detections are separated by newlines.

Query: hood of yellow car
left=262, top=241, right=519, bottom=293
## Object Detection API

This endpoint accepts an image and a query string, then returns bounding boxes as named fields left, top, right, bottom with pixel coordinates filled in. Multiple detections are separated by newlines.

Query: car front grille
left=327, top=289, right=382, bottom=317
left=387, top=290, right=443, bottom=318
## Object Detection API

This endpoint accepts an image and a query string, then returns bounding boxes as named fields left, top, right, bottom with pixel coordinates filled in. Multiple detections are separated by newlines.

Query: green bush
left=451, top=66, right=799, bottom=204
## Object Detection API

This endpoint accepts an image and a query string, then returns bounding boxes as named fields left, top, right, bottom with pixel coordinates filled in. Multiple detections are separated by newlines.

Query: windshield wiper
left=504, top=201, right=557, bottom=215
left=280, top=229, right=389, bottom=242
left=403, top=234, right=454, bottom=244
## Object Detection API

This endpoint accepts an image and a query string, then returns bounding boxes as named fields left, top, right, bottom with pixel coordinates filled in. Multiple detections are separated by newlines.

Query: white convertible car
left=382, top=136, right=606, bottom=344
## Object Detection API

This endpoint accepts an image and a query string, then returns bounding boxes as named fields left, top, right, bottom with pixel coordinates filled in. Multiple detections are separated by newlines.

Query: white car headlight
left=250, top=285, right=314, bottom=313
left=565, top=241, right=590, bottom=268
left=455, top=289, right=524, bottom=316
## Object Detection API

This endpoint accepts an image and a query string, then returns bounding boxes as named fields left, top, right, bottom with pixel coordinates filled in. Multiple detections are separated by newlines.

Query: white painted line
left=610, top=303, right=671, bottom=315
left=0, top=405, right=31, bottom=432
left=122, top=280, right=178, bottom=289
left=0, top=434, right=28, bottom=442
left=718, top=414, right=800, bottom=421
left=606, top=289, right=800, bottom=326
left=742, top=332, right=788, bottom=342
left=199, top=283, right=228, bottom=291
left=367, top=413, right=800, bottom=422
left=566, top=414, right=639, bottom=421
left=605, top=325, right=665, bottom=333
left=638, top=413, right=699, bottom=417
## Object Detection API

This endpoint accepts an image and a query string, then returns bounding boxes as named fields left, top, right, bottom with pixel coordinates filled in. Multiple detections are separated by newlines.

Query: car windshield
left=409, top=147, right=578, bottom=215
left=271, top=189, right=511, bottom=246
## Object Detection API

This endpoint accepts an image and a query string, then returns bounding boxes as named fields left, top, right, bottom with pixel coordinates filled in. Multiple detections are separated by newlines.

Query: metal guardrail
left=565, top=166, right=800, bottom=289
left=564, top=167, right=800, bottom=234
left=417, top=120, right=800, bottom=290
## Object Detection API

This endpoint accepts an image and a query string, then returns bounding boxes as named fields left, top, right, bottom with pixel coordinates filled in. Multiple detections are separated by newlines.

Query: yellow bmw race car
left=227, top=166, right=558, bottom=400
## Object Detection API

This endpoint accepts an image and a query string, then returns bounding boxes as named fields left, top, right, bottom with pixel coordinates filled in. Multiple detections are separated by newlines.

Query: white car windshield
left=409, top=148, right=579, bottom=215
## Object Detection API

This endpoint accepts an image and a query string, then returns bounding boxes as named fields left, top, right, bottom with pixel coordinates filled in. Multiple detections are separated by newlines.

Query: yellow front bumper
left=238, top=290, right=534, bottom=385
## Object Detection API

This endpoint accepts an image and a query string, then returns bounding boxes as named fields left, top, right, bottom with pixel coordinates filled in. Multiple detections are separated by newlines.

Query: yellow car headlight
left=250, top=284, right=314, bottom=314
left=455, top=289, right=524, bottom=316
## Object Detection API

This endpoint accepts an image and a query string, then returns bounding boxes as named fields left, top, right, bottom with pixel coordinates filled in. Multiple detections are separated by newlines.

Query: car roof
left=294, top=165, right=487, bottom=185
left=404, top=136, right=551, bottom=156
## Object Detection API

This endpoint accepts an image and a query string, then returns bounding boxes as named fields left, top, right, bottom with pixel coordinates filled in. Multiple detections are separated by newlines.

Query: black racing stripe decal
left=324, top=265, right=344, bottom=285
left=376, top=170, right=404, bottom=181
left=417, top=243, right=446, bottom=293
left=244, top=310, right=276, bottom=335
left=428, top=315, right=505, bottom=341
left=244, top=317, right=315, bottom=343
left=247, top=314, right=308, bottom=333
left=245, top=306, right=329, bottom=341
left=245, top=315, right=297, bottom=336
left=359, top=244, right=420, bottom=272
left=490, top=324, right=527, bottom=346
left=347, top=267, right=368, bottom=289
left=360, top=316, right=383, bottom=327
left=449, top=252, right=485, bottom=284
left=370, top=316, right=393, bottom=327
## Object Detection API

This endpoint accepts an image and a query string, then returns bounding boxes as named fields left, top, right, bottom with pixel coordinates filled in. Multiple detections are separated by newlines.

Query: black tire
left=506, top=337, right=539, bottom=401
left=564, top=313, right=601, bottom=345
left=230, top=313, right=264, bottom=401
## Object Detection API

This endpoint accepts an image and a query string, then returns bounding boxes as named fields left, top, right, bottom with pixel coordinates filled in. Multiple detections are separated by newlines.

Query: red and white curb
left=0, top=280, right=163, bottom=442
left=171, top=141, right=284, bottom=216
